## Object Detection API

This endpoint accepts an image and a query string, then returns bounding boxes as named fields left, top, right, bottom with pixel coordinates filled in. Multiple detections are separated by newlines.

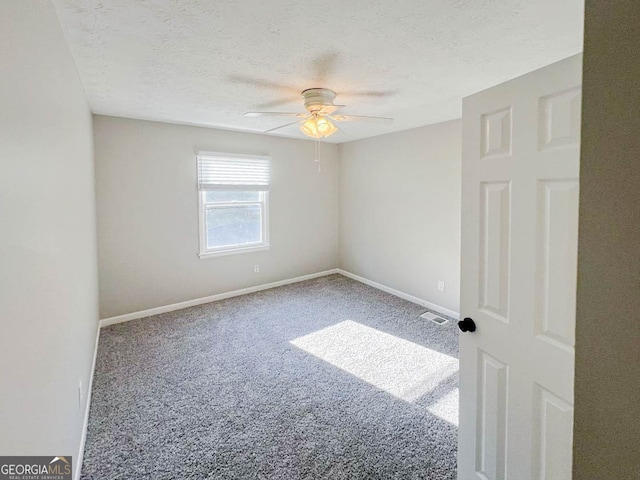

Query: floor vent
left=420, top=311, right=448, bottom=325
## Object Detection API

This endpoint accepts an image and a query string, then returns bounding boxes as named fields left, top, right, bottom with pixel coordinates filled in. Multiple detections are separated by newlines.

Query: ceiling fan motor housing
left=302, top=88, right=336, bottom=112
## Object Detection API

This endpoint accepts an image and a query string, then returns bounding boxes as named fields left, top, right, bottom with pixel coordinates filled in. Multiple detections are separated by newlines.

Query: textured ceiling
left=52, top=0, right=584, bottom=143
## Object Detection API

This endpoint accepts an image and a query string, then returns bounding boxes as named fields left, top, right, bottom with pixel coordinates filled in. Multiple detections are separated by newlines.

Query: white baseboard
left=99, top=269, right=340, bottom=328
left=75, top=325, right=100, bottom=480
left=336, top=269, right=460, bottom=320
left=99, top=267, right=459, bottom=328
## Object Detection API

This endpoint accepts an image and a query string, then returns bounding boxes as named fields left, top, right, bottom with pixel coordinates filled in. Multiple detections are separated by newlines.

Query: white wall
left=94, top=116, right=339, bottom=318
left=339, top=120, right=461, bottom=315
left=0, top=0, right=99, bottom=467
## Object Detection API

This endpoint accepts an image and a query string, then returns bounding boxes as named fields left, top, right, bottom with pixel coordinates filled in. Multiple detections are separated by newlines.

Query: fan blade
left=226, top=74, right=298, bottom=94
left=263, top=120, right=301, bottom=134
left=256, top=96, right=301, bottom=109
left=340, top=89, right=398, bottom=98
left=331, top=114, right=393, bottom=123
left=318, top=105, right=345, bottom=115
left=245, top=112, right=306, bottom=118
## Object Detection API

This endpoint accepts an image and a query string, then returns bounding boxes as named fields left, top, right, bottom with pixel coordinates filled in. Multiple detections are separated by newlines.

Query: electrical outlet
left=438, top=280, right=445, bottom=292
left=77, top=381, right=83, bottom=410
left=253, top=264, right=260, bottom=274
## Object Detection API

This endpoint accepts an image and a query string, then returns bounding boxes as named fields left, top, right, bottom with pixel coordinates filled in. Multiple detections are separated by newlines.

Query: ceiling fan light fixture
left=300, top=114, right=338, bottom=139
left=316, top=116, right=338, bottom=136
left=247, top=87, right=392, bottom=140
left=300, top=118, right=319, bottom=138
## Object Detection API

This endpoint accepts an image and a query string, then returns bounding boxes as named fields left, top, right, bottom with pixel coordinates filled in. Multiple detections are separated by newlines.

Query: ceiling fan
left=245, top=88, right=393, bottom=139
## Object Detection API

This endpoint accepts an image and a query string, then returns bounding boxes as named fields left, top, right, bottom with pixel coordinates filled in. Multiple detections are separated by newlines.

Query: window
left=197, top=152, right=270, bottom=258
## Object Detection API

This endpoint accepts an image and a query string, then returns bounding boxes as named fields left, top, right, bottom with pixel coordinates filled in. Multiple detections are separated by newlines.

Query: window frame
left=198, top=189, right=271, bottom=258
left=198, top=190, right=270, bottom=259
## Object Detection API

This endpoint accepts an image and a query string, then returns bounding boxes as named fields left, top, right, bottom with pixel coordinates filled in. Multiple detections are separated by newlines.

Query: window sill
left=198, top=244, right=270, bottom=259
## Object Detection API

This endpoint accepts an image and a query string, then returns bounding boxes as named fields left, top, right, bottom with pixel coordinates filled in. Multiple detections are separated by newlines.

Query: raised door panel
left=482, top=108, right=512, bottom=159
left=479, top=182, right=512, bottom=323
left=532, top=385, right=574, bottom=480
left=534, top=180, right=579, bottom=350
left=538, top=88, right=582, bottom=152
left=475, top=351, right=509, bottom=480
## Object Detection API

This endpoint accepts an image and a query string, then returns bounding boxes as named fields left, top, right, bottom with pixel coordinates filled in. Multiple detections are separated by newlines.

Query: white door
left=458, top=54, right=582, bottom=480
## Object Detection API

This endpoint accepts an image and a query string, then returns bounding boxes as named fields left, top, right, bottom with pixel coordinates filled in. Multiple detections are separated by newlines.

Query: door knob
left=458, top=317, right=476, bottom=333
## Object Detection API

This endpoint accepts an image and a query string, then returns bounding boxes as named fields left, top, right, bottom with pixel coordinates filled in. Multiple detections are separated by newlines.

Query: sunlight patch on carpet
left=290, top=320, right=459, bottom=424
left=426, top=387, right=459, bottom=426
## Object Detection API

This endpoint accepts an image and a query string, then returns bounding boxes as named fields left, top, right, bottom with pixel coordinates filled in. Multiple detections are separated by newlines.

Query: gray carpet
left=81, top=274, right=459, bottom=480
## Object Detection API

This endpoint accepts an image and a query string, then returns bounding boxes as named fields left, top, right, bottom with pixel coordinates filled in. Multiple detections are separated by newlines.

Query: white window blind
left=197, top=151, right=270, bottom=191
